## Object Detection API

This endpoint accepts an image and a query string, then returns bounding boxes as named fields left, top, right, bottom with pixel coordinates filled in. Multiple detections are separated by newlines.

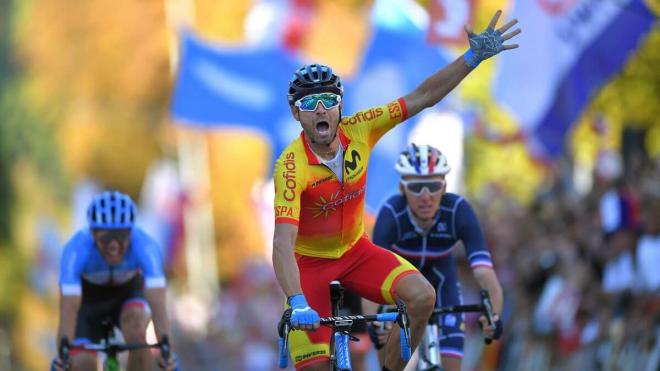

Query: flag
left=170, top=31, right=303, bottom=157
left=494, top=0, right=655, bottom=158
left=427, top=0, right=474, bottom=46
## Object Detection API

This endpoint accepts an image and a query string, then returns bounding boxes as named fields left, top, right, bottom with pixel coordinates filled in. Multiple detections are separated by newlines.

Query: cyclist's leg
left=340, top=237, right=435, bottom=371
left=289, top=253, right=343, bottom=370
left=69, top=339, right=97, bottom=371
left=118, top=298, right=152, bottom=371
left=433, top=265, right=464, bottom=371
left=70, top=351, right=97, bottom=371
left=71, top=294, right=107, bottom=370
left=386, top=273, right=435, bottom=370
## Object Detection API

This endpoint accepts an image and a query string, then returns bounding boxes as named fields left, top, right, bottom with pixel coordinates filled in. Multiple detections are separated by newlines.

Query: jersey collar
left=301, top=127, right=350, bottom=165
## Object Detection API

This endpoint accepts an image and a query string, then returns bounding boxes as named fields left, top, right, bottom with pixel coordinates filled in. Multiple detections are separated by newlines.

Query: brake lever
left=480, top=290, right=495, bottom=345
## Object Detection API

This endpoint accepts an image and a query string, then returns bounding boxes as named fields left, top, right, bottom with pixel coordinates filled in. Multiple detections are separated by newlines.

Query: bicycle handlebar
left=384, top=289, right=497, bottom=345
left=57, top=335, right=175, bottom=370
left=277, top=303, right=412, bottom=369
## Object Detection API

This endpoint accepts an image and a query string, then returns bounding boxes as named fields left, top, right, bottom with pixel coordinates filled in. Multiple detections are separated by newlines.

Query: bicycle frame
left=415, top=290, right=496, bottom=371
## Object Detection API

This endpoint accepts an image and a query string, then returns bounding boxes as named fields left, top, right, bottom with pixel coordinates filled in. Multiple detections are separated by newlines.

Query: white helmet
left=395, top=143, right=451, bottom=176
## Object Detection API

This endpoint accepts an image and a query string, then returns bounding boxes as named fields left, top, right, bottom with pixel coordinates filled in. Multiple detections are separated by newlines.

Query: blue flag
left=170, top=32, right=302, bottom=157
left=494, top=0, right=655, bottom=158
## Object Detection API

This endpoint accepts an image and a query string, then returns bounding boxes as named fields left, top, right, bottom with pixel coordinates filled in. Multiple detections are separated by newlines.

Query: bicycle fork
left=418, top=323, right=442, bottom=371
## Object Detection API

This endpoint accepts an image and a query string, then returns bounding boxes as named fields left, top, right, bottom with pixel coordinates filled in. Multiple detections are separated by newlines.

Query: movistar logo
left=345, top=150, right=361, bottom=174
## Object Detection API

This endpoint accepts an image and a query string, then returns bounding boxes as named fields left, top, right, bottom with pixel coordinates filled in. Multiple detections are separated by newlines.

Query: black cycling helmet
left=287, top=64, right=344, bottom=105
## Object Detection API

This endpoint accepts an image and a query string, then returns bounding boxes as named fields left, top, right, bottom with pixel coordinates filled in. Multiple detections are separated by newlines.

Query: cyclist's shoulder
left=380, top=193, right=407, bottom=215
left=275, top=136, right=307, bottom=165
left=441, top=192, right=467, bottom=208
left=129, top=227, right=159, bottom=249
left=340, top=99, right=401, bottom=127
left=63, top=229, right=94, bottom=250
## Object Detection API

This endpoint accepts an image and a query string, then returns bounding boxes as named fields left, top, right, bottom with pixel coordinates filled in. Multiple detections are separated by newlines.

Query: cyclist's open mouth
left=106, top=245, right=120, bottom=257
left=315, top=121, right=330, bottom=135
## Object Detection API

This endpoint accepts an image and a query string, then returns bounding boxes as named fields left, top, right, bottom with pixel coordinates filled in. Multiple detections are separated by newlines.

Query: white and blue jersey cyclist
left=371, top=144, right=504, bottom=371
left=53, top=191, right=177, bottom=371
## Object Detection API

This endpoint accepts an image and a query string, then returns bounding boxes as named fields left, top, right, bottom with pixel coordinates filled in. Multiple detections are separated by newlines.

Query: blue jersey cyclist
left=370, top=144, right=504, bottom=371
left=52, top=191, right=177, bottom=371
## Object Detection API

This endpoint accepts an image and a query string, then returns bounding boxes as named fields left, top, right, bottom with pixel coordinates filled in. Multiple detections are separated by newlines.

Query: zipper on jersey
left=419, top=235, right=427, bottom=269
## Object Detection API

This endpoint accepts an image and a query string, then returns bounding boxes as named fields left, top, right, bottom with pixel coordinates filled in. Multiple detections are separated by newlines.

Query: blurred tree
left=0, top=0, right=16, bottom=245
left=16, top=0, right=171, bottom=196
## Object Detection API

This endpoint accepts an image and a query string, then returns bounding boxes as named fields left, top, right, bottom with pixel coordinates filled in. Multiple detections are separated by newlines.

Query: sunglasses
left=401, top=179, right=446, bottom=196
left=294, top=93, right=341, bottom=112
left=94, top=229, right=131, bottom=245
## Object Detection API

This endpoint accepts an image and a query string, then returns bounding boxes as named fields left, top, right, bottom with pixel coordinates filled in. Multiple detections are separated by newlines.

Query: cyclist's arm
left=134, top=230, right=171, bottom=340
left=456, top=198, right=503, bottom=314
left=57, top=234, right=87, bottom=345
left=473, top=267, right=503, bottom=315
left=402, top=56, right=471, bottom=119
left=372, top=201, right=399, bottom=249
left=145, top=287, right=170, bottom=340
left=57, top=294, right=81, bottom=344
left=272, top=223, right=302, bottom=297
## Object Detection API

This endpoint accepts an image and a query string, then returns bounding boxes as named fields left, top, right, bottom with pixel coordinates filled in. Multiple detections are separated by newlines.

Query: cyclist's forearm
left=404, top=56, right=471, bottom=117
left=145, top=287, right=170, bottom=340
left=272, top=242, right=303, bottom=298
left=473, top=267, right=504, bottom=314
left=272, top=223, right=302, bottom=298
left=57, top=294, right=81, bottom=343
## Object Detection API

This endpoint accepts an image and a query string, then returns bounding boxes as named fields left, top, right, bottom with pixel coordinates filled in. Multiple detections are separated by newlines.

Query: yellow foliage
left=194, top=0, right=251, bottom=42
left=206, top=130, right=271, bottom=279
left=14, top=292, right=57, bottom=371
left=17, top=0, right=170, bottom=107
left=300, top=1, right=370, bottom=76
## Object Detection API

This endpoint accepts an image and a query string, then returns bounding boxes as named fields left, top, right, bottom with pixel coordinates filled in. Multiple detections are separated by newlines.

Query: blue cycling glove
left=464, top=27, right=505, bottom=68
left=288, top=294, right=320, bottom=328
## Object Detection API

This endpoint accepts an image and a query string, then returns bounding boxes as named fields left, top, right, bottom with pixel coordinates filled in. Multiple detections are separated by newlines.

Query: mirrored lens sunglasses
left=401, top=179, right=446, bottom=196
left=95, top=229, right=131, bottom=244
left=294, top=93, right=341, bottom=111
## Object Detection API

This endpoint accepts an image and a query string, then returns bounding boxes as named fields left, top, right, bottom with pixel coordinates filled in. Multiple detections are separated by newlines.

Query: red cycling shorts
left=288, top=235, right=419, bottom=370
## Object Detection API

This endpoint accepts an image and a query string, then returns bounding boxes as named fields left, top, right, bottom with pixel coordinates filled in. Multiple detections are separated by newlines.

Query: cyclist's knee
left=119, top=307, right=149, bottom=341
left=395, top=275, right=435, bottom=315
left=71, top=352, right=97, bottom=371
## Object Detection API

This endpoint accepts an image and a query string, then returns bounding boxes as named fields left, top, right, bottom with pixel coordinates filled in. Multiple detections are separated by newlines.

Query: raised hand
left=464, top=10, right=522, bottom=68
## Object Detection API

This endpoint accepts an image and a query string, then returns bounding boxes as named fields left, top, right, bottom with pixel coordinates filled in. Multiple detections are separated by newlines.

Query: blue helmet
left=86, top=191, right=137, bottom=229
left=288, top=64, right=343, bottom=105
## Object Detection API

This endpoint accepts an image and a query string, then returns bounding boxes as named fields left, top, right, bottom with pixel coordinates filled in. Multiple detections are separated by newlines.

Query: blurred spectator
left=636, top=200, right=660, bottom=292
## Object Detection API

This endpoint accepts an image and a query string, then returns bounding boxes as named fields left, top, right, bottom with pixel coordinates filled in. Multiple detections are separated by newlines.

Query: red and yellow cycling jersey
left=273, top=98, right=408, bottom=258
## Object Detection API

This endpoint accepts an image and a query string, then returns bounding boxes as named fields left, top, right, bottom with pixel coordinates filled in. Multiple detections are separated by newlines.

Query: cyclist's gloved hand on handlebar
left=288, top=294, right=320, bottom=331
left=479, top=313, right=503, bottom=341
